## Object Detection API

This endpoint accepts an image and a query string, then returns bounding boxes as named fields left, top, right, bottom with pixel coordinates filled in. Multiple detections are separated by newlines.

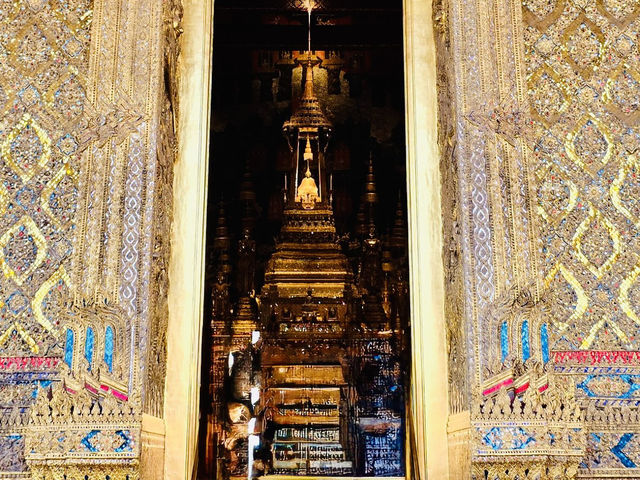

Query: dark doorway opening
left=199, top=2, right=410, bottom=478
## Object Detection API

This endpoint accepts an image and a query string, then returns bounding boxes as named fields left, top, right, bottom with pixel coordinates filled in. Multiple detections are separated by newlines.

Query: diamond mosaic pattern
left=47, top=73, right=86, bottom=122
left=572, top=205, right=621, bottom=279
left=536, top=163, right=577, bottom=224
left=612, top=433, right=637, bottom=468
left=528, top=65, right=569, bottom=126
left=9, top=22, right=53, bottom=76
left=526, top=0, right=640, bottom=351
left=597, top=0, right=640, bottom=27
left=0, top=11, right=93, bottom=473
left=583, top=431, right=640, bottom=471
left=0, top=2, right=91, bottom=360
left=523, top=0, right=565, bottom=28
left=604, top=65, right=640, bottom=122
left=0, top=216, right=47, bottom=286
left=1, top=114, right=51, bottom=183
left=562, top=15, right=605, bottom=79
left=577, top=374, right=640, bottom=399
left=481, top=426, right=536, bottom=451
left=565, top=114, right=613, bottom=177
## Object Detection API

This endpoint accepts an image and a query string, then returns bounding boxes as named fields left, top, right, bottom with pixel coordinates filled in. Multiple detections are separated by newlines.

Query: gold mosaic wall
left=526, top=0, right=640, bottom=352
left=444, top=0, right=640, bottom=477
left=0, top=0, right=177, bottom=477
left=0, top=0, right=93, bottom=473
left=526, top=0, right=640, bottom=475
left=0, top=0, right=92, bottom=370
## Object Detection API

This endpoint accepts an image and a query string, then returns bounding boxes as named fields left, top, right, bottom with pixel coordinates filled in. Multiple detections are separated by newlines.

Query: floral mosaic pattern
left=0, top=0, right=91, bottom=356
left=526, top=0, right=640, bottom=351
left=0, top=0, right=174, bottom=477
left=523, top=2, right=640, bottom=476
left=0, top=0, right=93, bottom=474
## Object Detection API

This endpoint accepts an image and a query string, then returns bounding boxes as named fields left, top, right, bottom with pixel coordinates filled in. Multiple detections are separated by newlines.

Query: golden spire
left=363, top=155, right=378, bottom=235
left=296, top=137, right=320, bottom=209
left=213, top=200, right=232, bottom=275
left=303, top=58, right=315, bottom=100
left=239, top=161, right=256, bottom=230
left=214, top=199, right=230, bottom=251
left=363, top=155, right=378, bottom=204
left=390, top=191, right=407, bottom=250
left=303, top=136, right=313, bottom=164
left=355, top=201, right=367, bottom=237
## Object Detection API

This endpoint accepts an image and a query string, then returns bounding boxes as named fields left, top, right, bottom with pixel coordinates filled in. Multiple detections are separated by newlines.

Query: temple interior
left=198, top=1, right=411, bottom=477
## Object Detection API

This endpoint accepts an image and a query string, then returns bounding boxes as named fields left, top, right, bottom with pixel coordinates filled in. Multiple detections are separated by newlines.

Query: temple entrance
left=197, top=2, right=410, bottom=478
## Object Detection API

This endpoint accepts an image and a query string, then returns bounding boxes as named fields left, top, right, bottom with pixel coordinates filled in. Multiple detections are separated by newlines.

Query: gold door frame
left=163, top=0, right=451, bottom=478
left=164, top=0, right=214, bottom=478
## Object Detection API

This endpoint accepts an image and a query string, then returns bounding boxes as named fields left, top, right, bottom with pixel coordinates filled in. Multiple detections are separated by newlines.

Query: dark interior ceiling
left=213, top=0, right=403, bottom=49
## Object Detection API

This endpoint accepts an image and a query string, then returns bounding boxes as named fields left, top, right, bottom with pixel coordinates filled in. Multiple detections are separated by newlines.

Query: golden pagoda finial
left=296, top=137, right=320, bottom=209
left=303, top=0, right=315, bottom=101
left=304, top=136, right=313, bottom=166
left=303, top=58, right=315, bottom=100
left=390, top=191, right=407, bottom=250
left=364, top=154, right=378, bottom=203
left=214, top=199, right=232, bottom=275
left=363, top=154, right=378, bottom=237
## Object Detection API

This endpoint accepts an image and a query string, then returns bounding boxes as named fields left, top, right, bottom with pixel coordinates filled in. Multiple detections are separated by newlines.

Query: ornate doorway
left=198, top=2, right=411, bottom=478
left=166, top=1, right=448, bottom=478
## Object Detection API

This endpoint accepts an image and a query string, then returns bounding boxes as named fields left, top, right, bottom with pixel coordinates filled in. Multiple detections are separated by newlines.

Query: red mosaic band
left=0, top=356, right=60, bottom=371
left=553, top=351, right=640, bottom=365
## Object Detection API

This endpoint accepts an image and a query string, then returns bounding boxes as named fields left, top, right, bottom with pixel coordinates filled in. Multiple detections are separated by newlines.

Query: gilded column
left=403, top=0, right=451, bottom=477
left=164, top=0, right=213, bottom=479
